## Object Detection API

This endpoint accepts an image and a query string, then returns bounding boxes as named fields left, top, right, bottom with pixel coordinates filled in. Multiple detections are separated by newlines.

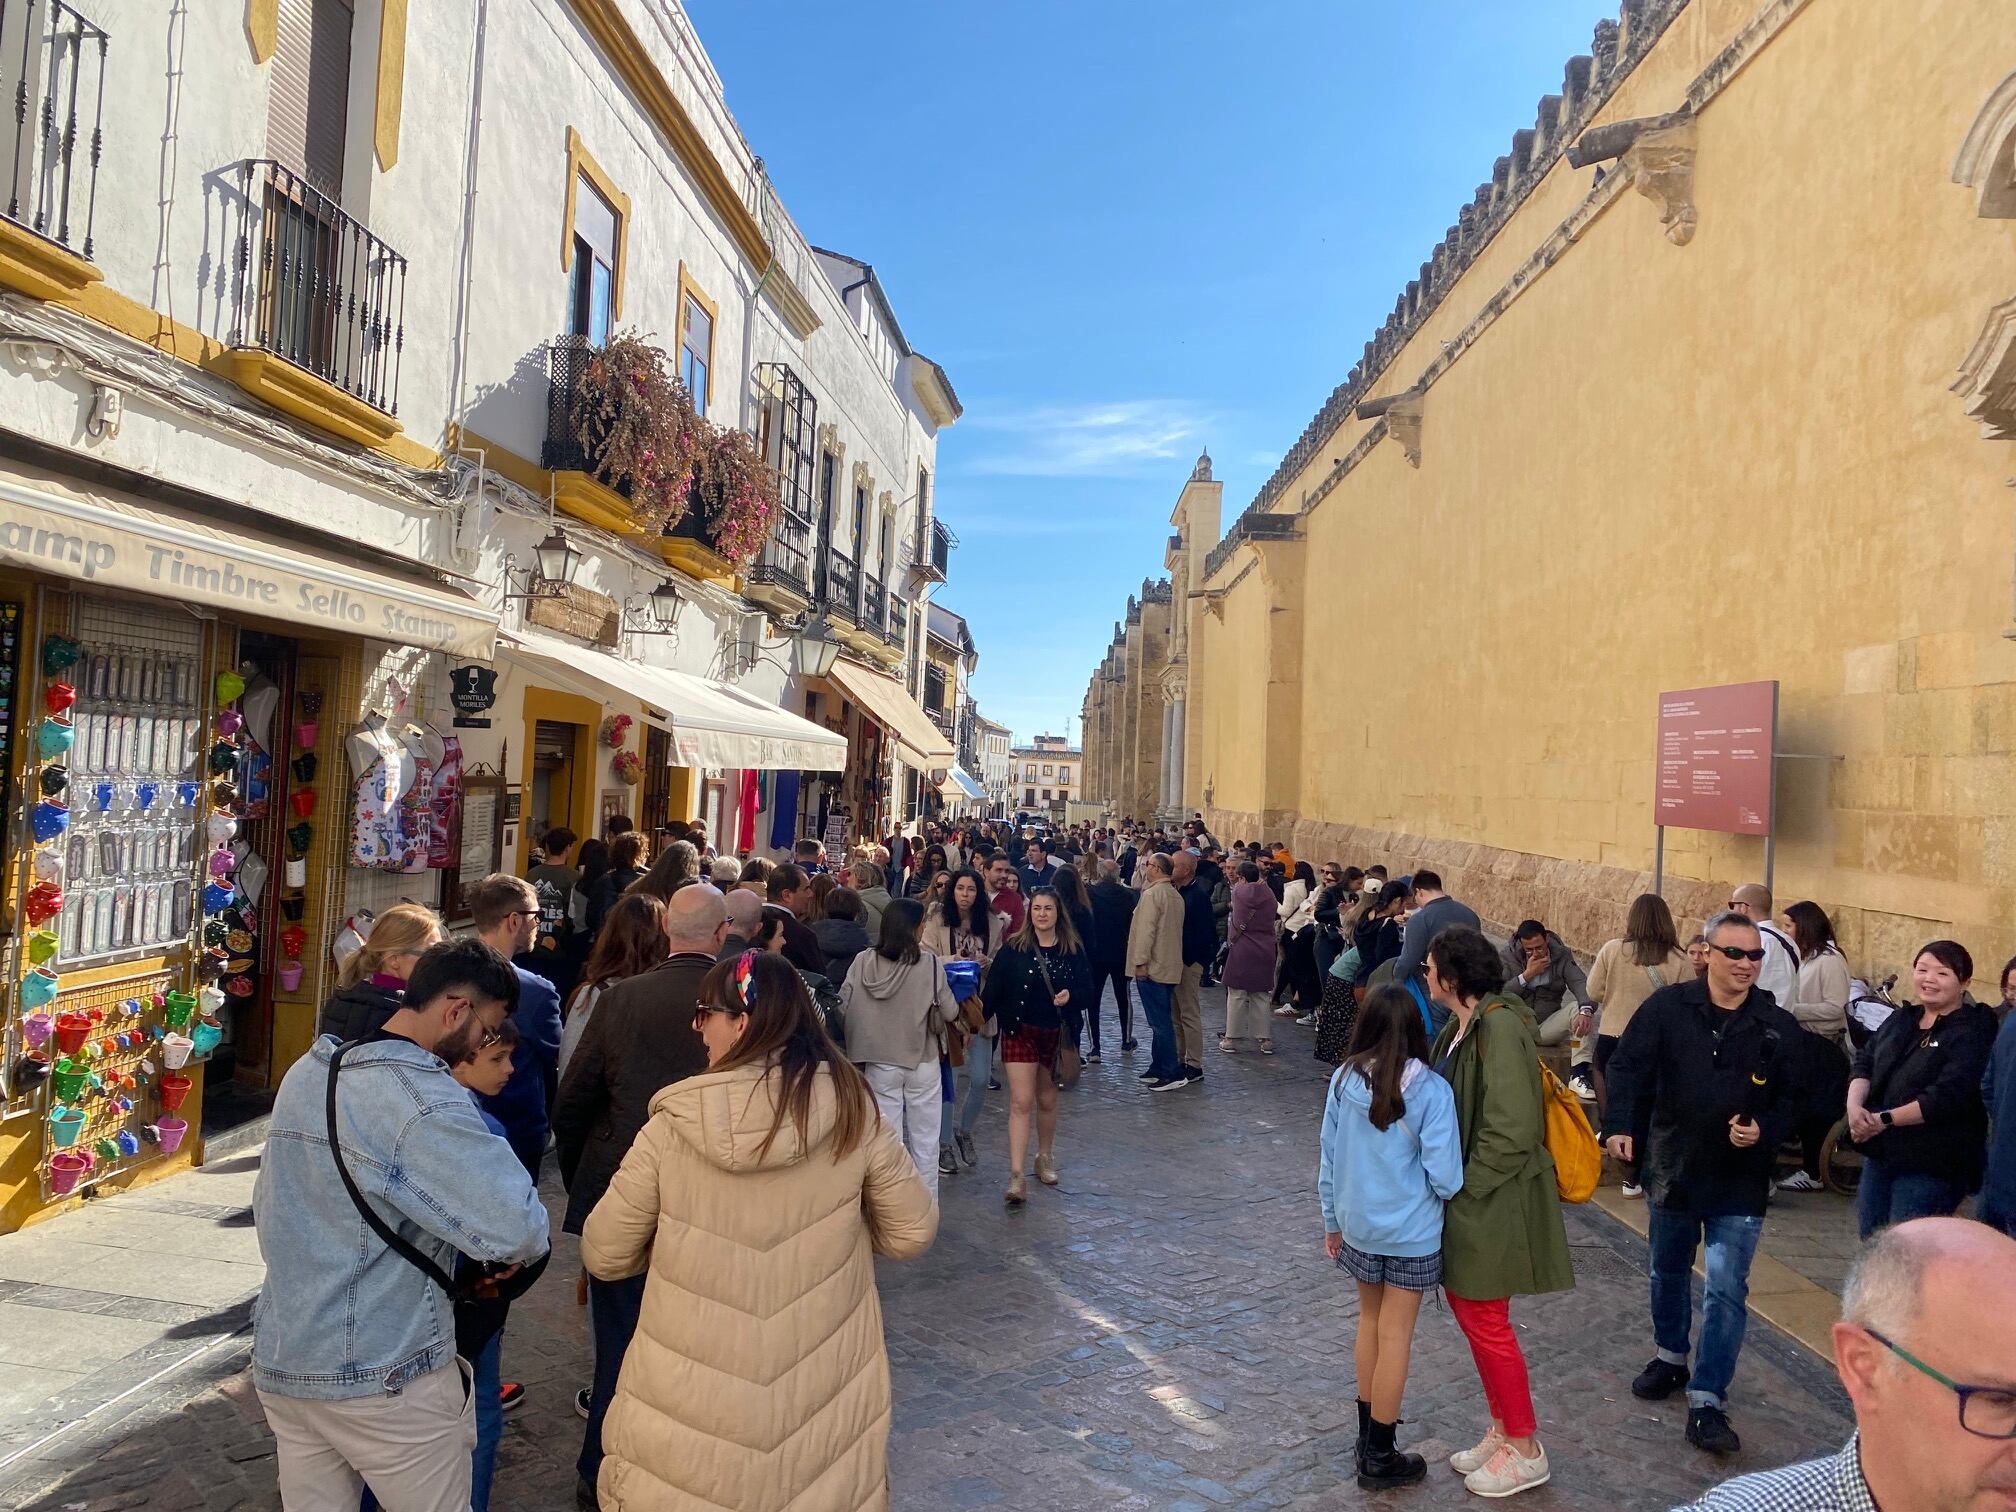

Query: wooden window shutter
left=266, top=0, right=354, bottom=198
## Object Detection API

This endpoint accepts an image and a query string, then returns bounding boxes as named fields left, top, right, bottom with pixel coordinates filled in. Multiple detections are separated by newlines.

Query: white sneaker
left=1621, top=1181, right=1645, bottom=1199
left=1463, top=1443, right=1550, bottom=1498
left=1272, top=1005, right=1299, bottom=1018
left=1568, top=1073, right=1597, bottom=1102
left=1449, top=1428, right=1504, bottom=1475
left=1775, top=1170, right=1824, bottom=1192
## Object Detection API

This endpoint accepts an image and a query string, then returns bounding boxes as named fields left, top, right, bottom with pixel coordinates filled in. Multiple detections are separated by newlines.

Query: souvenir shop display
left=345, top=705, right=461, bottom=875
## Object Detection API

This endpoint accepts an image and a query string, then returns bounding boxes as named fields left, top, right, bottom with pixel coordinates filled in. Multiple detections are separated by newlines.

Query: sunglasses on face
left=691, top=1006, right=746, bottom=1030
left=1712, top=944, right=1768, bottom=963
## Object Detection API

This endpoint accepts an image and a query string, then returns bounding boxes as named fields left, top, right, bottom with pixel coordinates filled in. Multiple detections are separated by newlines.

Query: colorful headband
left=732, top=949, right=760, bottom=1010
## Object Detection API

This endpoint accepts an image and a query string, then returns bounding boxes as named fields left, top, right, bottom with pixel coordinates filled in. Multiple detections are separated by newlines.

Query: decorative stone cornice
left=1625, top=117, right=1699, bottom=244
left=1356, top=387, right=1425, bottom=467
left=1953, top=296, right=2016, bottom=440
left=852, top=459, right=874, bottom=492
left=1954, top=72, right=2016, bottom=219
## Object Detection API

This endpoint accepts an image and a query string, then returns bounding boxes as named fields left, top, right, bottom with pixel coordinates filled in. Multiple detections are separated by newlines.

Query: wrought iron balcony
left=886, top=592, right=909, bottom=647
left=0, top=1, right=106, bottom=269
left=541, top=333, right=599, bottom=474
left=230, top=159, right=406, bottom=417
left=861, top=574, right=885, bottom=634
left=912, top=517, right=954, bottom=583
left=822, top=548, right=858, bottom=624
left=747, top=505, right=813, bottom=602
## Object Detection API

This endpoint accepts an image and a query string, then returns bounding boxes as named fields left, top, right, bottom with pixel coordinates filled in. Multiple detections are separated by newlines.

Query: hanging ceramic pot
left=288, top=787, right=316, bottom=820
left=32, top=848, right=63, bottom=884
left=27, top=927, right=59, bottom=964
left=30, top=800, right=69, bottom=842
left=38, top=764, right=68, bottom=797
left=285, top=821, right=313, bottom=856
left=198, top=984, right=226, bottom=1015
left=114, top=1129, right=141, bottom=1158
left=280, top=894, right=306, bottom=922
left=208, top=741, right=239, bottom=775
left=47, top=1151, right=88, bottom=1196
left=215, top=670, right=246, bottom=705
left=190, top=1020, right=224, bottom=1056
left=284, top=857, right=307, bottom=888
left=206, top=812, right=238, bottom=847
left=43, top=680, right=76, bottom=715
left=201, top=881, right=234, bottom=914
left=37, top=717, right=74, bottom=760
left=277, top=960, right=304, bottom=992
left=25, top=881, right=63, bottom=925
left=20, top=969, right=60, bottom=1009
left=156, top=1115, right=189, bottom=1154
left=290, top=752, right=318, bottom=783
left=23, top=1011, right=54, bottom=1047
left=41, top=634, right=81, bottom=676
left=279, top=924, right=307, bottom=958
left=216, top=707, right=244, bottom=738
left=207, top=849, right=235, bottom=881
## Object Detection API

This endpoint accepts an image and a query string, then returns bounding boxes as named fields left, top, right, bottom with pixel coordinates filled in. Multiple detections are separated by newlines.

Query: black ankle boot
left=1358, top=1418, right=1427, bottom=1491
left=1354, top=1399, right=1372, bottom=1471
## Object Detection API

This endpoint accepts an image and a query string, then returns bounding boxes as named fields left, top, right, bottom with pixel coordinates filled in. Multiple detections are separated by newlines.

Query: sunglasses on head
left=1712, top=944, right=1768, bottom=962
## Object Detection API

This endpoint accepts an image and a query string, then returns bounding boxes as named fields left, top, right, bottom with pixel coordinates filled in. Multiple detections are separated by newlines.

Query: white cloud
left=964, top=400, right=1207, bottom=478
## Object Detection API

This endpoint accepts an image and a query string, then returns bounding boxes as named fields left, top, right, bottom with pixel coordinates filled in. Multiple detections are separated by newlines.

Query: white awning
left=947, top=765, right=985, bottom=800
left=825, top=656, right=954, bottom=766
left=0, top=468, right=497, bottom=657
left=500, top=626, right=846, bottom=772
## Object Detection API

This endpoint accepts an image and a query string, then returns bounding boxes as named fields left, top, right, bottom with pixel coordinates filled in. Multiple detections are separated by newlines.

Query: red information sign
left=1655, top=681, right=1778, bottom=836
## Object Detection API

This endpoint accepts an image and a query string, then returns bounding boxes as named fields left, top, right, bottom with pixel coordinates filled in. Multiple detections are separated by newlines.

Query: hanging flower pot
left=23, top=1010, right=54, bottom=1048
left=190, top=1020, right=224, bottom=1056
left=207, top=849, right=235, bottom=881
left=47, top=1105, right=85, bottom=1147
left=285, top=821, right=313, bottom=856
left=599, top=713, right=634, bottom=749
left=215, top=670, right=245, bottom=705
left=31, top=800, right=69, bottom=842
left=280, top=895, right=306, bottom=922
left=38, top=764, right=68, bottom=797
left=21, top=969, right=60, bottom=1010
left=284, top=857, right=307, bottom=888
left=216, top=707, right=243, bottom=738
left=37, top=717, right=74, bottom=760
left=290, top=753, right=318, bottom=783
left=277, top=960, right=304, bottom=992
left=49, top=1057, right=89, bottom=1100
left=294, top=719, right=319, bottom=750
left=207, top=741, right=238, bottom=775
left=156, top=1115, right=189, bottom=1154
left=157, top=1073, right=193, bottom=1112
left=198, top=984, right=226, bottom=1015
left=25, top=881, right=63, bottom=925
left=206, top=812, right=239, bottom=847
left=161, top=1033, right=194, bottom=1070
left=288, top=787, right=316, bottom=820
left=41, top=633, right=82, bottom=676
left=53, top=1013, right=90, bottom=1056
left=162, top=991, right=197, bottom=1029
left=201, top=881, right=234, bottom=914
left=611, top=749, right=642, bottom=786
left=47, top=1151, right=88, bottom=1196
left=43, top=680, right=76, bottom=715
left=27, top=928, right=60, bottom=965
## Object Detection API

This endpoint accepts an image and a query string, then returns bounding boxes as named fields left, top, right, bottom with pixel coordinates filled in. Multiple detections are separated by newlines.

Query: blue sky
left=687, top=0, right=1609, bottom=745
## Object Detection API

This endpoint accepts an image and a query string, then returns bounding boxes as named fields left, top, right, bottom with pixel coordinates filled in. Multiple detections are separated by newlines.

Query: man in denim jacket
left=252, top=937, right=550, bottom=1512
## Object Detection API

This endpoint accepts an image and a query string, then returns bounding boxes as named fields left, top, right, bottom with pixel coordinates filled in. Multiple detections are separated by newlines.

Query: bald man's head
left=665, top=883, right=729, bottom=950
left=721, top=886, right=762, bottom=940
left=1170, top=850, right=1197, bottom=885
left=1730, top=882, right=1773, bottom=918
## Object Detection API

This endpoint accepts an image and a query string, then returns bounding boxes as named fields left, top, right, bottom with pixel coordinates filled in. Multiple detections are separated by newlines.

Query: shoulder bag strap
left=325, top=1041, right=457, bottom=1296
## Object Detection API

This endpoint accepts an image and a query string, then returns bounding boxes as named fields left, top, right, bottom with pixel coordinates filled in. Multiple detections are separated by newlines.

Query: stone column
left=1170, top=695, right=1186, bottom=815
left=1158, top=696, right=1175, bottom=813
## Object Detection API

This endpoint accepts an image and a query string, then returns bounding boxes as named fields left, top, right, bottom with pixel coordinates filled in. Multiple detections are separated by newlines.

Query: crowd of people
left=245, top=805, right=2016, bottom=1511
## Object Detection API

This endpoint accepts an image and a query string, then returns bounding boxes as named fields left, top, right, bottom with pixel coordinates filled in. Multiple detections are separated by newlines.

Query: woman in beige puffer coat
left=581, top=949, right=937, bottom=1512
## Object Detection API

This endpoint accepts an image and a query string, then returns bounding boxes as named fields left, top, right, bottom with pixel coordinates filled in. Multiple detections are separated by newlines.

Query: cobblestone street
left=1, top=991, right=1852, bottom=1512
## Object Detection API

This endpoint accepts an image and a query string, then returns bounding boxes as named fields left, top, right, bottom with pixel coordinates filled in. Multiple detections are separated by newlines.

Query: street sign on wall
left=1655, top=681, right=1778, bottom=836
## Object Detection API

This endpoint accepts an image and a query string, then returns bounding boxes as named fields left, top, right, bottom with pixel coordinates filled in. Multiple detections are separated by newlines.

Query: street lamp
left=791, top=615, right=841, bottom=679
left=503, top=526, right=584, bottom=601
left=622, top=576, right=686, bottom=638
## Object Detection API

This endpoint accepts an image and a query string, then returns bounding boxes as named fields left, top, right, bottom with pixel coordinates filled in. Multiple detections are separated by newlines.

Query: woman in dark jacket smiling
left=1847, top=938, right=1998, bottom=1238
left=983, top=887, right=1094, bottom=1205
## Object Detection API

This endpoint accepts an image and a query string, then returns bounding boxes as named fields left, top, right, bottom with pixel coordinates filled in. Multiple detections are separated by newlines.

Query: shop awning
left=825, top=656, right=954, bottom=767
left=946, top=765, right=986, bottom=801
left=0, top=468, right=497, bottom=657
left=501, top=627, right=846, bottom=772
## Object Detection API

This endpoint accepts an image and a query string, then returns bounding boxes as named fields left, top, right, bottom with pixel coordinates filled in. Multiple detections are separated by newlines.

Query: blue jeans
left=580, top=1272, right=648, bottom=1491
left=1857, top=1161, right=1965, bottom=1240
left=1138, top=979, right=1180, bottom=1080
left=471, top=1327, right=503, bottom=1512
left=1647, top=1207, right=1764, bottom=1408
left=943, top=1033, right=993, bottom=1145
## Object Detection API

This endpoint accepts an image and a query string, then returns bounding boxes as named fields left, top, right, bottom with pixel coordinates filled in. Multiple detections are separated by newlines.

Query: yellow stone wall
left=1189, top=0, right=2016, bottom=981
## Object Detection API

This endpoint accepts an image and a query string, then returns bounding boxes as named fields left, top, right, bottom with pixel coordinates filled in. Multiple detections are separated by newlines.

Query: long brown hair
left=626, top=840, right=698, bottom=902
left=576, top=893, right=668, bottom=1003
left=704, top=951, right=872, bottom=1161
left=1623, top=892, right=1681, bottom=967
left=1011, top=886, right=1084, bottom=954
left=1343, top=984, right=1429, bottom=1132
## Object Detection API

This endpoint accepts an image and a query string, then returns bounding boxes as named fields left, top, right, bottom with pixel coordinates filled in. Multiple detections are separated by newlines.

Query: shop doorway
left=530, top=718, right=585, bottom=845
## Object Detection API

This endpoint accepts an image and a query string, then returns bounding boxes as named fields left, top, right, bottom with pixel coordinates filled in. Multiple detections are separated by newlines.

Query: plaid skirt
left=1337, top=1242, right=1441, bottom=1291
left=1000, top=1025, right=1061, bottom=1065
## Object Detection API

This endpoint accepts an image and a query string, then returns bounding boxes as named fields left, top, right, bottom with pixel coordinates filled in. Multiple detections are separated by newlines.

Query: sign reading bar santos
left=1655, top=681, right=1777, bottom=836
left=0, top=476, right=496, bottom=659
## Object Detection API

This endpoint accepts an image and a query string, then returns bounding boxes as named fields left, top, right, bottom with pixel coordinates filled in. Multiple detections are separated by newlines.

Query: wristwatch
left=1879, top=1109, right=1895, bottom=1127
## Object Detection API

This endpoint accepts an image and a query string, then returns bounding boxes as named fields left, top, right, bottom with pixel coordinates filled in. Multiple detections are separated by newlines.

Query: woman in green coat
left=1424, top=925, right=1574, bottom=1500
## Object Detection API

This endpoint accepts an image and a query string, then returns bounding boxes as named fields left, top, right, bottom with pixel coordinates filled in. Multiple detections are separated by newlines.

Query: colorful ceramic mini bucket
left=156, top=1115, right=189, bottom=1154
left=161, top=1033, right=194, bottom=1070
left=47, top=1151, right=88, bottom=1195
left=157, top=1073, right=193, bottom=1112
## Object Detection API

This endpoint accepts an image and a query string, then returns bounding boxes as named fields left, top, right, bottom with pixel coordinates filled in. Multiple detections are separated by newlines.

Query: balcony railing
left=542, top=334, right=598, bottom=473
left=748, top=505, right=813, bottom=601
left=823, top=548, right=858, bottom=622
left=2, top=0, right=106, bottom=261
left=231, top=159, right=406, bottom=416
left=913, top=516, right=954, bottom=582
left=886, top=592, right=909, bottom=647
left=861, top=574, right=885, bottom=634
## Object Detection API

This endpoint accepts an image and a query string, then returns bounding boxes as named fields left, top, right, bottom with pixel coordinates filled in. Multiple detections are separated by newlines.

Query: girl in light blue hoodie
left=1318, top=984, right=1465, bottom=1491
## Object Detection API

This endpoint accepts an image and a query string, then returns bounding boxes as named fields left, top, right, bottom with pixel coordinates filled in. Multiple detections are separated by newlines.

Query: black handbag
left=325, top=1040, right=549, bottom=1358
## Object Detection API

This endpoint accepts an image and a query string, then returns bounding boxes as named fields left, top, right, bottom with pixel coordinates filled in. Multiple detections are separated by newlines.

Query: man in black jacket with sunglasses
left=1601, top=911, right=1804, bottom=1459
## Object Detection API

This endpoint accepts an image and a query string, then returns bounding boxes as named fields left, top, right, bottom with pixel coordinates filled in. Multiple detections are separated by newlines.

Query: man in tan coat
left=1127, top=852, right=1190, bottom=1090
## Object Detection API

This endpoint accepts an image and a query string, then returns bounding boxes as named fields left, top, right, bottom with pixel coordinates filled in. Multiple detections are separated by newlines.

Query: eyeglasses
left=513, top=909, right=541, bottom=920
left=690, top=1006, right=746, bottom=1029
left=1863, top=1328, right=2016, bottom=1439
left=1725, top=901, right=1750, bottom=913
left=1712, top=944, right=1768, bottom=963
